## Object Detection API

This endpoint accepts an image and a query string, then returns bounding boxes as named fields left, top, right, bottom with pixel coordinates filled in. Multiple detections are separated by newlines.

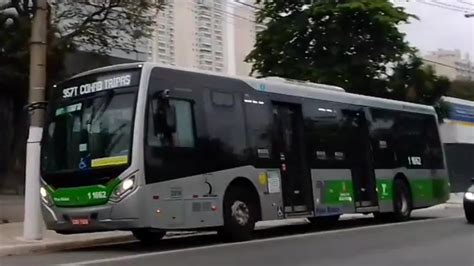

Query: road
left=1, top=207, right=472, bottom=266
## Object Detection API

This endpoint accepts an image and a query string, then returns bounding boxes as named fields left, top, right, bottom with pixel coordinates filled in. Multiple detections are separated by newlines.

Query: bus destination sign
left=62, top=73, right=134, bottom=99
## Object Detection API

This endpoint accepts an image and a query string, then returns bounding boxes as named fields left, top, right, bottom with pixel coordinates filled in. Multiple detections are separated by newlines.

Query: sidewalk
left=0, top=222, right=133, bottom=257
left=0, top=194, right=464, bottom=257
left=446, top=192, right=464, bottom=205
left=0, top=195, right=24, bottom=223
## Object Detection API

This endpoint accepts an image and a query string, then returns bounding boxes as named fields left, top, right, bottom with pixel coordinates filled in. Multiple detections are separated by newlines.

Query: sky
left=394, top=0, right=474, bottom=59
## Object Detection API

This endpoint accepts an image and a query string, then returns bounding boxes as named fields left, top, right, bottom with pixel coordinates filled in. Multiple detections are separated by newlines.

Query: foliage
left=247, top=0, right=416, bottom=96
left=387, top=55, right=450, bottom=105
left=447, top=80, right=474, bottom=101
left=51, top=0, right=165, bottom=54
left=247, top=0, right=454, bottom=121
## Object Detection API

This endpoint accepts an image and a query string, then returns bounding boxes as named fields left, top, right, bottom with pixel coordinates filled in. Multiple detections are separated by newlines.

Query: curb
left=0, top=234, right=134, bottom=257
left=0, top=230, right=204, bottom=257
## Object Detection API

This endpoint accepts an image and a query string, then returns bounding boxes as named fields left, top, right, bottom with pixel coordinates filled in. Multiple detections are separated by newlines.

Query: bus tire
left=393, top=178, right=412, bottom=221
left=132, top=229, right=166, bottom=245
left=219, top=186, right=257, bottom=242
left=375, top=179, right=412, bottom=222
left=307, top=215, right=340, bottom=228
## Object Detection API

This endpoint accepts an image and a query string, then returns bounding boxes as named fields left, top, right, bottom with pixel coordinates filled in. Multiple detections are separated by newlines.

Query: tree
left=447, top=80, right=474, bottom=101
left=386, top=55, right=451, bottom=120
left=51, top=0, right=165, bottom=54
left=247, top=0, right=416, bottom=96
left=387, top=55, right=450, bottom=105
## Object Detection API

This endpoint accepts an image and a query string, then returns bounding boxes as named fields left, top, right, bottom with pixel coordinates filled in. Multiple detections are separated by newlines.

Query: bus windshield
left=42, top=89, right=136, bottom=173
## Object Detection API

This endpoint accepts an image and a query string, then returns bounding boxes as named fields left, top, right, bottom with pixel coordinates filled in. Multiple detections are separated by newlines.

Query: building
left=232, top=2, right=257, bottom=76
left=231, top=1, right=265, bottom=76
left=424, top=49, right=474, bottom=81
left=152, top=0, right=228, bottom=73
left=439, top=97, right=474, bottom=192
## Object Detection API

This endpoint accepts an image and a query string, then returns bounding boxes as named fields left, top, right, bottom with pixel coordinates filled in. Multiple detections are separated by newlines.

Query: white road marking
left=60, top=216, right=463, bottom=266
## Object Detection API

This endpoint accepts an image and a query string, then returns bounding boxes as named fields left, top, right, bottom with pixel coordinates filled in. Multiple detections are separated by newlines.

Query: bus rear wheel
left=375, top=179, right=412, bottom=222
left=219, top=186, right=257, bottom=242
left=132, top=229, right=166, bottom=245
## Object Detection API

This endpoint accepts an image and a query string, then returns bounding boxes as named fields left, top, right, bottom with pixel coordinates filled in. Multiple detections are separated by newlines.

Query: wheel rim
left=231, top=200, right=250, bottom=226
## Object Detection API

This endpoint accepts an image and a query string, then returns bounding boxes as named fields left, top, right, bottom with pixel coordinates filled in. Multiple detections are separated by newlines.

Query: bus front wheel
left=132, top=229, right=166, bottom=245
left=219, top=186, right=257, bottom=242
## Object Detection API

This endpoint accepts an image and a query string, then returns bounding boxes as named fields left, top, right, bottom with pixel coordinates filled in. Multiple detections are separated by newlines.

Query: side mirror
left=471, top=177, right=474, bottom=184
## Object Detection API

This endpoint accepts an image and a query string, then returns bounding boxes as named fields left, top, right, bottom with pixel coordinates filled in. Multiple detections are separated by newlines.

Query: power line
left=422, top=58, right=474, bottom=74
left=458, top=0, right=474, bottom=7
left=232, top=0, right=261, bottom=11
left=431, top=0, right=474, bottom=12
left=416, top=0, right=472, bottom=13
left=232, top=1, right=259, bottom=10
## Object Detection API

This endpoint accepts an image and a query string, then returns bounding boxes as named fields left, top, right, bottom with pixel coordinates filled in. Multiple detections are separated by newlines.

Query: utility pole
left=23, top=0, right=48, bottom=241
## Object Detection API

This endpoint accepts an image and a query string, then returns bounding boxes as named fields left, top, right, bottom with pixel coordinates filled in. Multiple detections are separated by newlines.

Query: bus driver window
left=149, top=92, right=195, bottom=148
left=151, top=96, right=176, bottom=146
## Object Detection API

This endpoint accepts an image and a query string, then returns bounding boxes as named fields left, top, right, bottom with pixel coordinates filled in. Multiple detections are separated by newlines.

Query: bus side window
left=369, top=108, right=397, bottom=168
left=393, top=113, right=426, bottom=168
left=148, top=98, right=195, bottom=148
left=422, top=116, right=444, bottom=169
left=304, top=101, right=348, bottom=169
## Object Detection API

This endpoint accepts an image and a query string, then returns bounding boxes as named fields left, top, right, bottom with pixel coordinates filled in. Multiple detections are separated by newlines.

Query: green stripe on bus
left=50, top=178, right=121, bottom=207
left=323, top=180, right=354, bottom=204
left=322, top=178, right=449, bottom=204
left=409, top=179, right=450, bottom=202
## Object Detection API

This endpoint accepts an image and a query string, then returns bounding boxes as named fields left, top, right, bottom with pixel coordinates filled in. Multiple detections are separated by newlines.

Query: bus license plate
left=71, top=218, right=90, bottom=225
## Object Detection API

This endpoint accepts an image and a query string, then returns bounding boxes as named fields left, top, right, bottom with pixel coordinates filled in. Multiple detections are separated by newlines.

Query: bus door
left=272, top=102, right=313, bottom=214
left=342, top=109, right=379, bottom=211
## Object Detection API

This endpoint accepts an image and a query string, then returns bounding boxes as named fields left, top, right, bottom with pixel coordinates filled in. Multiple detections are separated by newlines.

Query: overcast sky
left=394, top=0, right=474, bottom=59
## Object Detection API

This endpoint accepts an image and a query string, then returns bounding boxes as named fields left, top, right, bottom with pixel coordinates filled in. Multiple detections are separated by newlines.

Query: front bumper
left=42, top=188, right=143, bottom=234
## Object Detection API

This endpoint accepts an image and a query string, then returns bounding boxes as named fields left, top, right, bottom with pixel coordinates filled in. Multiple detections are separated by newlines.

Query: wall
left=440, top=97, right=474, bottom=192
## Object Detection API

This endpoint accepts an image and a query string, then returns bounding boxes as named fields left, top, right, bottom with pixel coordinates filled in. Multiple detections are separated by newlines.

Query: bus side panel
left=311, top=169, right=355, bottom=216
left=373, top=169, right=397, bottom=212
left=403, top=168, right=450, bottom=209
left=373, top=168, right=449, bottom=213
left=142, top=173, right=222, bottom=230
left=142, top=166, right=284, bottom=230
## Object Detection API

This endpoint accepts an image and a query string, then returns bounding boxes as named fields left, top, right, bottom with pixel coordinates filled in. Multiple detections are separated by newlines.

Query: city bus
left=40, top=63, right=450, bottom=243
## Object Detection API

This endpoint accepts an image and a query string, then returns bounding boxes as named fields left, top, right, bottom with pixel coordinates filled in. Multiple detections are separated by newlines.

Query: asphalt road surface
left=1, top=207, right=472, bottom=266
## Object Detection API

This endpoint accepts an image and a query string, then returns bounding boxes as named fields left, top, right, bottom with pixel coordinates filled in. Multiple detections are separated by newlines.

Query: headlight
left=465, top=192, right=474, bottom=201
left=110, top=176, right=136, bottom=201
left=40, top=186, right=53, bottom=206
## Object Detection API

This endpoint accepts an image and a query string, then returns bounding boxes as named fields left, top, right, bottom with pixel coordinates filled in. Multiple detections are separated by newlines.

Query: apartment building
left=152, top=0, right=228, bottom=73
left=231, top=1, right=266, bottom=76
left=424, top=49, right=474, bottom=81
left=231, top=2, right=256, bottom=76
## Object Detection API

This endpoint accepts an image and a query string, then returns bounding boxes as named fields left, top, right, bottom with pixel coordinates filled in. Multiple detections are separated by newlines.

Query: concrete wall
left=445, top=144, right=474, bottom=192
left=441, top=97, right=474, bottom=192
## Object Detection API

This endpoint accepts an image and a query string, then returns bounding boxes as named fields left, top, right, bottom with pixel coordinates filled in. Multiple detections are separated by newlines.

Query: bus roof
left=67, top=62, right=436, bottom=115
